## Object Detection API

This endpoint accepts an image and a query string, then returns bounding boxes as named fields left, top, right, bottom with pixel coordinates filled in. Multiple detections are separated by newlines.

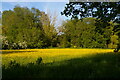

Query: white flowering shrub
left=2, top=36, right=9, bottom=49
left=2, top=36, right=28, bottom=49
left=18, top=41, right=27, bottom=49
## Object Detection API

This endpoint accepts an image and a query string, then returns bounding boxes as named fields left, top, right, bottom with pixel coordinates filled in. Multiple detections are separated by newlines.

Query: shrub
left=9, top=60, right=20, bottom=67
left=36, top=57, right=42, bottom=64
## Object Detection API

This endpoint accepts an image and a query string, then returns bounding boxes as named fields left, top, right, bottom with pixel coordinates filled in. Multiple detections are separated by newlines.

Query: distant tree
left=2, top=6, right=46, bottom=49
left=40, top=11, right=58, bottom=47
left=0, top=12, right=2, bottom=49
left=59, top=18, right=106, bottom=48
left=108, top=35, right=119, bottom=48
left=2, top=6, right=60, bottom=49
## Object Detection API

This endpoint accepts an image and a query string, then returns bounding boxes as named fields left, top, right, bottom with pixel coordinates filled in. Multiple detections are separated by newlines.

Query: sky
left=1, top=1, right=70, bottom=27
left=1, top=0, right=69, bottom=2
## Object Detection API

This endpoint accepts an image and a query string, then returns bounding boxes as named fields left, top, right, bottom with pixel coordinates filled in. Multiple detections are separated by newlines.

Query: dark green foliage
left=114, top=48, right=119, bottom=52
left=61, top=2, right=120, bottom=50
left=9, top=60, right=20, bottom=67
left=36, top=57, right=42, bottom=64
left=1, top=4, right=120, bottom=49
left=58, top=18, right=106, bottom=48
left=2, top=6, right=57, bottom=49
left=2, top=52, right=120, bottom=79
left=61, top=2, right=120, bottom=23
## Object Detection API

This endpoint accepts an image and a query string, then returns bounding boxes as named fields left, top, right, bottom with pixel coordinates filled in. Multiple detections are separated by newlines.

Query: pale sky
left=1, top=0, right=69, bottom=2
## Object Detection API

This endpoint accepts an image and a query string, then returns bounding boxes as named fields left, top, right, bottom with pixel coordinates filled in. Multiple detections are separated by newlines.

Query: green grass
left=2, top=49, right=113, bottom=66
left=2, top=51, right=120, bottom=80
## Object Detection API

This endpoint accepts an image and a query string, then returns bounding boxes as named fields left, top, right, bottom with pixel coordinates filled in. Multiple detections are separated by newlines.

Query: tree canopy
left=61, top=2, right=120, bottom=23
left=1, top=4, right=120, bottom=50
left=2, top=6, right=57, bottom=49
left=61, top=2, right=120, bottom=51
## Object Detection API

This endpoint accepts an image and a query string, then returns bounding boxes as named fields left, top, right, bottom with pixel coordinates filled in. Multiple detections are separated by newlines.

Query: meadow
left=1, top=49, right=120, bottom=79
left=2, top=49, right=113, bottom=66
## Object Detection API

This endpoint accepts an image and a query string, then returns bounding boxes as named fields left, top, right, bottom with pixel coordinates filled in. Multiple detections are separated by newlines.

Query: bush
left=9, top=60, right=20, bottom=67
left=36, top=57, right=42, bottom=64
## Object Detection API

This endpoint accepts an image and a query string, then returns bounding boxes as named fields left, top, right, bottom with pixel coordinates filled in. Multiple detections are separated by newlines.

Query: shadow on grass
left=2, top=52, right=120, bottom=80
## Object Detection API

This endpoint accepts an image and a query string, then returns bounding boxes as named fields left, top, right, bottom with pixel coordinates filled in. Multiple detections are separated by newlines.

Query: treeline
left=61, top=2, right=120, bottom=50
left=1, top=5, right=120, bottom=49
left=2, top=6, right=58, bottom=49
left=59, top=18, right=119, bottom=48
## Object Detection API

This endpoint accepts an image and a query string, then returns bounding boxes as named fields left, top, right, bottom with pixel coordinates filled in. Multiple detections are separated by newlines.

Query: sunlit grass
left=2, top=49, right=120, bottom=79
left=1, top=49, right=114, bottom=66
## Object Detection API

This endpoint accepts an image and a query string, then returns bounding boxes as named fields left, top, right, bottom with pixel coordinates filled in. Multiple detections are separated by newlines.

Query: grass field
left=2, top=48, right=113, bottom=66
left=1, top=49, right=120, bottom=79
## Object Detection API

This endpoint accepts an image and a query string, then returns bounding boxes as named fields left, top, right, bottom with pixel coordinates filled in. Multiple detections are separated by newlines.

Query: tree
left=108, top=35, right=119, bottom=48
left=0, top=12, right=2, bottom=49
left=40, top=10, right=58, bottom=47
left=2, top=6, right=46, bottom=49
left=59, top=18, right=106, bottom=48
left=61, top=2, right=120, bottom=51
left=61, top=2, right=120, bottom=23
